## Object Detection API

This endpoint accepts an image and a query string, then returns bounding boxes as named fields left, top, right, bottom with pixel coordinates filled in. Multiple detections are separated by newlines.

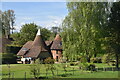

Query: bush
left=44, top=58, right=56, bottom=76
left=44, top=57, right=55, bottom=64
left=79, top=63, right=96, bottom=71
left=29, top=59, right=41, bottom=79
left=6, top=45, right=21, bottom=54
left=79, top=63, right=89, bottom=70
left=108, top=60, right=116, bottom=66
left=90, top=57, right=102, bottom=63
left=70, top=62, right=78, bottom=66
left=2, top=53, right=17, bottom=64
left=86, top=64, right=96, bottom=71
left=102, top=54, right=111, bottom=63
left=80, top=56, right=87, bottom=63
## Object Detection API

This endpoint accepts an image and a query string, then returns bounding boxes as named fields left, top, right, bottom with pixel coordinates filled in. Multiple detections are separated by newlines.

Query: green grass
left=2, top=63, right=119, bottom=79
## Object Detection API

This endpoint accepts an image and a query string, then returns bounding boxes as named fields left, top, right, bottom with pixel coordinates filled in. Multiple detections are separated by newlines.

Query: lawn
left=2, top=63, right=119, bottom=79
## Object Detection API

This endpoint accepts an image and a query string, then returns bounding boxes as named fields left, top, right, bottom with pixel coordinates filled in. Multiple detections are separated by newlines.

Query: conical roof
left=32, top=29, right=47, bottom=48
left=17, top=29, right=53, bottom=58
left=51, top=34, right=62, bottom=50
left=54, top=34, right=61, bottom=41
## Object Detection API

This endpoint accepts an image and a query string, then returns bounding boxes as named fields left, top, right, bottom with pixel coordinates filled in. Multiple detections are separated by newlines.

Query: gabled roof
left=51, top=34, right=62, bottom=50
left=17, top=29, right=51, bottom=58
left=24, top=46, right=47, bottom=58
left=17, top=41, right=33, bottom=56
left=51, top=40, right=62, bottom=50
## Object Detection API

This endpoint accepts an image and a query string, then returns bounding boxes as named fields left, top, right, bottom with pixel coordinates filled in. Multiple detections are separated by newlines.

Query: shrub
left=90, top=57, right=102, bottom=63
left=79, top=63, right=88, bottom=70
left=86, top=64, right=96, bottom=71
left=2, top=53, right=17, bottom=64
left=44, top=57, right=55, bottom=64
left=44, top=57, right=56, bottom=76
left=70, top=62, right=78, bottom=66
left=29, top=59, right=41, bottom=79
left=108, top=60, right=116, bottom=66
left=6, top=45, right=22, bottom=54
left=59, top=57, right=67, bottom=63
left=102, top=54, right=111, bottom=63
left=80, top=56, right=87, bottom=63
left=79, top=63, right=96, bottom=71
left=61, top=63, right=69, bottom=73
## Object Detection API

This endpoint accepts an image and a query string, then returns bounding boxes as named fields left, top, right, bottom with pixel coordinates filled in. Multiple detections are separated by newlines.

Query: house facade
left=17, top=29, right=63, bottom=64
left=51, top=34, right=62, bottom=62
left=17, top=29, right=53, bottom=64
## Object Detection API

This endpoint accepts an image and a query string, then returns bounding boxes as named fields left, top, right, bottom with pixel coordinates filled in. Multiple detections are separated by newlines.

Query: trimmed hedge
left=6, top=45, right=21, bottom=54
left=2, top=53, right=17, bottom=64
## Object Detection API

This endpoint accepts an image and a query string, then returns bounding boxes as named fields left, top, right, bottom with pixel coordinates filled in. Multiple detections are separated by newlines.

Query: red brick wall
left=51, top=50, right=62, bottom=62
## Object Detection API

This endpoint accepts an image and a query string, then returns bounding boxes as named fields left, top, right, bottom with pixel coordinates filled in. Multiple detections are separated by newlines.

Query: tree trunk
left=115, top=53, right=119, bottom=70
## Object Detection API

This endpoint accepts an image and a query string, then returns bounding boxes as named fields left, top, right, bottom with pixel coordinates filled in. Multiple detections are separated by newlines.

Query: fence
left=2, top=67, right=119, bottom=79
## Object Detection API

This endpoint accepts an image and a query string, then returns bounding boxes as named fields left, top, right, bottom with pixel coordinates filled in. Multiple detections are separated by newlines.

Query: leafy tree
left=11, top=23, right=52, bottom=45
left=1, top=10, right=15, bottom=38
left=62, top=2, right=109, bottom=62
left=20, top=23, right=38, bottom=45
left=41, top=28, right=52, bottom=41
left=10, top=32, right=21, bottom=45
left=44, top=57, right=56, bottom=76
left=107, top=2, right=120, bottom=69
left=29, top=59, right=41, bottom=79
left=0, top=10, right=2, bottom=36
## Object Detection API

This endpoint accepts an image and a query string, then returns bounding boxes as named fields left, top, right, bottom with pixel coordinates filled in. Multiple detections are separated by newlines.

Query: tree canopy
left=11, top=23, right=52, bottom=45
left=61, top=2, right=120, bottom=68
left=1, top=10, right=15, bottom=38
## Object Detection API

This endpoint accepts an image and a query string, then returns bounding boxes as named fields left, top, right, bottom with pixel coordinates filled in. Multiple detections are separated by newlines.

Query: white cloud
left=46, top=15, right=65, bottom=28
left=13, top=25, right=21, bottom=32
left=20, top=22, right=26, bottom=25
left=34, top=15, right=65, bottom=30
left=22, top=17, right=32, bottom=20
left=13, top=15, right=66, bottom=32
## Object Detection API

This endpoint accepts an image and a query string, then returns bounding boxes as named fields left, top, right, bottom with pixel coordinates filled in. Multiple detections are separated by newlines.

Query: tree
left=62, top=2, right=109, bottom=62
left=11, top=23, right=52, bottom=45
left=19, top=23, right=38, bottom=45
left=41, top=28, right=52, bottom=41
left=107, top=2, right=120, bottom=69
left=1, top=10, right=15, bottom=38
left=29, top=59, right=41, bottom=79
left=0, top=10, right=2, bottom=37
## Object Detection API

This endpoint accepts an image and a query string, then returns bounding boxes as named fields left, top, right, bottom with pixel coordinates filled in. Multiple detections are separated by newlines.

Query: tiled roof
left=51, top=34, right=62, bottom=50
left=17, top=29, right=51, bottom=58
left=24, top=46, right=47, bottom=58
left=17, top=41, right=33, bottom=56
left=51, top=40, right=62, bottom=50
left=32, top=35, right=47, bottom=49
left=45, top=41, right=52, bottom=46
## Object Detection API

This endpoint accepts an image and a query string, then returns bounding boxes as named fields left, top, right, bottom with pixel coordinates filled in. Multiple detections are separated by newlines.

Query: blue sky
left=2, top=2, right=68, bottom=32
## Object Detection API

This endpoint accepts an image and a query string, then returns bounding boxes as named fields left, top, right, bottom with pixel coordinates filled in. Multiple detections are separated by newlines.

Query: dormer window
left=22, top=48, right=28, bottom=51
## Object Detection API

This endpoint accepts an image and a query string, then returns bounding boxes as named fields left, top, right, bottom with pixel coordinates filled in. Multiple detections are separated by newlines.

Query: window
left=56, top=56, right=58, bottom=62
left=56, top=50, right=59, bottom=54
left=22, top=48, right=28, bottom=51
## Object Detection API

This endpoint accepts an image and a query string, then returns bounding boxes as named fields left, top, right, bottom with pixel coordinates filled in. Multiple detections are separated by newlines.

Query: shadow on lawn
left=96, top=67, right=120, bottom=71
